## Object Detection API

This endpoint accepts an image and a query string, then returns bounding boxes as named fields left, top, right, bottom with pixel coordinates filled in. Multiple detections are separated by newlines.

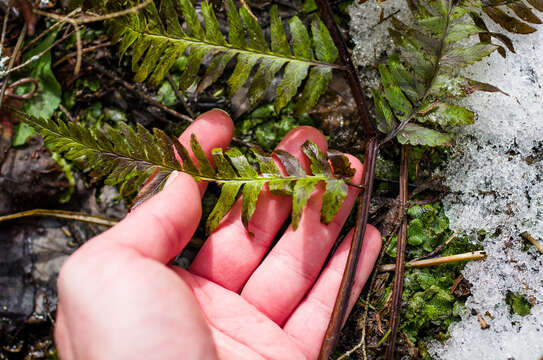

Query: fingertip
left=275, top=126, right=328, bottom=173
left=179, top=109, right=234, bottom=151
left=276, top=126, right=328, bottom=153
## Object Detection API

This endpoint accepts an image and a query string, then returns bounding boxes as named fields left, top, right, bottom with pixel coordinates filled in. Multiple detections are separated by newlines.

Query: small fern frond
left=13, top=109, right=354, bottom=235
left=373, top=0, right=507, bottom=146
left=467, top=0, right=542, bottom=57
left=105, top=0, right=339, bottom=114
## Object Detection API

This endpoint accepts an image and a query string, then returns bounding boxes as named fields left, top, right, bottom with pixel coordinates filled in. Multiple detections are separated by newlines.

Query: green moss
left=235, top=103, right=314, bottom=150
left=505, top=292, right=532, bottom=316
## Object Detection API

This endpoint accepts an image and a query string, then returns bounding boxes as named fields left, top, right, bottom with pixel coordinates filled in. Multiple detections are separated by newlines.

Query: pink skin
left=54, top=109, right=382, bottom=360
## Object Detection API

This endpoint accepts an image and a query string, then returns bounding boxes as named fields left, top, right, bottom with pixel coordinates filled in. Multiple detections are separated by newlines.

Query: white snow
left=349, top=1, right=543, bottom=359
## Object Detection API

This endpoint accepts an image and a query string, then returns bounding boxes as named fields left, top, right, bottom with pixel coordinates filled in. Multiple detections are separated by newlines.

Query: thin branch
left=384, top=144, right=409, bottom=360
left=318, top=136, right=379, bottom=359
left=52, top=41, right=112, bottom=68
left=412, top=231, right=457, bottom=261
left=0, top=25, right=26, bottom=106
left=378, top=251, right=488, bottom=272
left=33, top=0, right=153, bottom=24
left=85, top=60, right=257, bottom=148
left=521, top=232, right=543, bottom=254
left=0, top=4, right=11, bottom=59
left=1, top=28, right=76, bottom=77
left=315, top=0, right=376, bottom=137
left=0, top=209, right=119, bottom=227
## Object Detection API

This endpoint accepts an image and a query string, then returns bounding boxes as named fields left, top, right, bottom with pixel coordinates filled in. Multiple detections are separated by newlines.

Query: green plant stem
left=378, top=251, right=488, bottom=272
left=0, top=209, right=119, bottom=227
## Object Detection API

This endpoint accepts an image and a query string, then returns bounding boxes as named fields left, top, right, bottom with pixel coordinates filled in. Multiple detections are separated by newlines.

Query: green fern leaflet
left=14, top=110, right=355, bottom=234
left=106, top=0, right=339, bottom=114
left=373, top=0, right=507, bottom=146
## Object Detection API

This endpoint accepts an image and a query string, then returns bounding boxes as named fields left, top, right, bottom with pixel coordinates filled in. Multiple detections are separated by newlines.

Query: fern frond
left=373, top=0, right=507, bottom=146
left=105, top=0, right=339, bottom=114
left=466, top=0, right=542, bottom=57
left=13, top=109, right=354, bottom=234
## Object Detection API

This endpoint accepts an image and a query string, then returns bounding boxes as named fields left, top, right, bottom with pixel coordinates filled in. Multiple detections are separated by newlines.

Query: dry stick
left=384, top=145, right=409, bottom=360
left=34, top=0, right=153, bottom=75
left=378, top=251, right=488, bottom=272
left=319, top=137, right=379, bottom=360
left=0, top=209, right=119, bottom=227
left=0, top=4, right=11, bottom=58
left=0, top=25, right=26, bottom=107
left=53, top=41, right=112, bottom=68
left=412, top=231, right=457, bottom=262
left=521, top=232, right=543, bottom=254
left=88, top=60, right=194, bottom=124
left=22, top=9, right=80, bottom=52
left=2, top=28, right=76, bottom=76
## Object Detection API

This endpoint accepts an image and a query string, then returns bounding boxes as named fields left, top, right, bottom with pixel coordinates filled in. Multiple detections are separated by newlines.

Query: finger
left=210, top=327, right=266, bottom=360
left=189, top=126, right=328, bottom=292
left=177, top=109, right=234, bottom=195
left=94, top=172, right=202, bottom=263
left=241, top=154, right=364, bottom=325
left=172, top=267, right=306, bottom=360
left=91, top=110, right=233, bottom=264
left=283, top=226, right=382, bottom=360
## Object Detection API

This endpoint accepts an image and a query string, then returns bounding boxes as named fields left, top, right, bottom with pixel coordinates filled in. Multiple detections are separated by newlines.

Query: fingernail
left=164, top=171, right=180, bottom=189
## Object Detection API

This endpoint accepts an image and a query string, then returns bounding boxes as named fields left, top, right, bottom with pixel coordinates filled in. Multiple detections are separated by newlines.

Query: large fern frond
left=103, top=0, right=339, bottom=115
left=373, top=0, right=507, bottom=146
left=13, top=109, right=354, bottom=234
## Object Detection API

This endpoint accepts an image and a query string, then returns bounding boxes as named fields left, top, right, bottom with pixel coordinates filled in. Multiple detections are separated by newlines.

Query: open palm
left=54, top=110, right=381, bottom=360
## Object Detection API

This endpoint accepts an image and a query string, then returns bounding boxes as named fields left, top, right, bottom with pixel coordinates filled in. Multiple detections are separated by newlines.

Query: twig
left=86, top=60, right=255, bottom=148
left=22, top=9, right=79, bottom=52
left=166, top=73, right=194, bottom=118
left=0, top=4, right=11, bottom=59
left=412, top=231, right=457, bottom=261
left=378, top=251, right=488, bottom=272
left=315, top=0, right=376, bottom=137
left=1, top=28, right=76, bottom=77
left=5, top=77, right=38, bottom=100
left=0, top=209, right=119, bottom=227
left=521, top=232, right=543, bottom=254
left=319, top=137, right=379, bottom=360
left=384, top=145, right=409, bottom=360
left=0, top=25, right=26, bottom=107
left=52, top=41, right=112, bottom=68
left=33, top=0, right=153, bottom=24
left=87, top=60, right=195, bottom=124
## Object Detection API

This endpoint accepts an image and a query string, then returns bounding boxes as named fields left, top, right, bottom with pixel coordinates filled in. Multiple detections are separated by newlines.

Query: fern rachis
left=103, top=0, right=339, bottom=115
left=13, top=108, right=356, bottom=235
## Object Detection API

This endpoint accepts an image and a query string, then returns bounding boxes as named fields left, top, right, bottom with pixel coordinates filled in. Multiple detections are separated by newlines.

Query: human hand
left=54, top=110, right=382, bottom=360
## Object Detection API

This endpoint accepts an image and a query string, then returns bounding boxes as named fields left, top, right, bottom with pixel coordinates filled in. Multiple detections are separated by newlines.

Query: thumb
left=100, top=171, right=202, bottom=263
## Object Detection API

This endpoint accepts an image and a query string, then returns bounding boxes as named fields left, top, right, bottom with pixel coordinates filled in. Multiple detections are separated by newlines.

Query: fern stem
left=315, top=0, right=376, bottom=137
left=135, top=32, right=345, bottom=71
left=384, top=144, right=409, bottom=360
left=319, top=136, right=379, bottom=360
left=380, top=1, right=457, bottom=146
